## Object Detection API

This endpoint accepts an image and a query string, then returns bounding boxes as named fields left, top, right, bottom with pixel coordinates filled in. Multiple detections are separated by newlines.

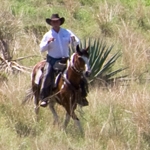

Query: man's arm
left=67, top=29, right=80, bottom=47
left=39, top=33, right=55, bottom=52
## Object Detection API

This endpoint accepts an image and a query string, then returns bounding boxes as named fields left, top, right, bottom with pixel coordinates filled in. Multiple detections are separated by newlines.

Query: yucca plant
left=80, top=38, right=127, bottom=85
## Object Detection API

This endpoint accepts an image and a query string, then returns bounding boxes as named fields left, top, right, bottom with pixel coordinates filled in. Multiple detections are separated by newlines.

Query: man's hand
left=71, top=36, right=76, bottom=42
left=47, top=38, right=55, bottom=44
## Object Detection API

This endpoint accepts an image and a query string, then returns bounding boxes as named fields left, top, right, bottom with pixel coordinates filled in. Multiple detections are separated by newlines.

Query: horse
left=24, top=45, right=90, bottom=133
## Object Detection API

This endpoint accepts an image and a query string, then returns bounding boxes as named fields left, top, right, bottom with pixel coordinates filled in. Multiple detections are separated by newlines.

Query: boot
left=40, top=101, right=48, bottom=107
left=77, top=97, right=89, bottom=106
left=40, top=86, right=52, bottom=107
left=40, top=91, right=48, bottom=107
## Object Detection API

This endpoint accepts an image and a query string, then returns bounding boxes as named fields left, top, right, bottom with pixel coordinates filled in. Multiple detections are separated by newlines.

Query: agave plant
left=80, top=38, right=127, bottom=84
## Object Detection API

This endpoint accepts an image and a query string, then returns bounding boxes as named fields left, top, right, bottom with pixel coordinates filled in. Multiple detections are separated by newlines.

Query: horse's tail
left=22, top=87, right=34, bottom=105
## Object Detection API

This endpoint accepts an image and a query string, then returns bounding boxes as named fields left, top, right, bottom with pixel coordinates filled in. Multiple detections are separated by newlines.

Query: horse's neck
left=66, top=67, right=81, bottom=88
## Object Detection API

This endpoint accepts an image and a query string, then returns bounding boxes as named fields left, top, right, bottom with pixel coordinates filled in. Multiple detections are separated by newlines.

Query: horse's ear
left=76, top=45, right=82, bottom=55
left=85, top=46, right=89, bottom=51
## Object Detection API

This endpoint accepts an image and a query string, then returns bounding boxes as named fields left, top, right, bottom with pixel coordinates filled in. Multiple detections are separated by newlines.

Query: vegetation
left=1, top=0, right=150, bottom=149
left=80, top=38, right=127, bottom=84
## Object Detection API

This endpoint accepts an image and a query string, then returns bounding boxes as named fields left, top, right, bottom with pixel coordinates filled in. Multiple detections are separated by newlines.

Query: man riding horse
left=39, top=13, right=89, bottom=107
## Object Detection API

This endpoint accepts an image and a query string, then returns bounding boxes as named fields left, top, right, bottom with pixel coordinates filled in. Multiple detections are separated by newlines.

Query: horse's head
left=69, top=45, right=91, bottom=77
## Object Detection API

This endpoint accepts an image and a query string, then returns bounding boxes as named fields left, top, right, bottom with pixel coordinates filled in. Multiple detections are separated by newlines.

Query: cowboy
left=39, top=13, right=89, bottom=107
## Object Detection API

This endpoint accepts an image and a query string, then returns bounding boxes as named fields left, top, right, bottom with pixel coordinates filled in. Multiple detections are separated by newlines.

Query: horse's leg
left=74, top=118, right=83, bottom=135
left=49, top=99, right=59, bottom=125
left=66, top=110, right=83, bottom=134
left=71, top=101, right=83, bottom=133
left=71, top=109, right=83, bottom=135
left=34, top=96, right=39, bottom=115
left=64, top=100, right=83, bottom=134
left=33, top=85, right=40, bottom=121
left=63, top=113, right=70, bottom=130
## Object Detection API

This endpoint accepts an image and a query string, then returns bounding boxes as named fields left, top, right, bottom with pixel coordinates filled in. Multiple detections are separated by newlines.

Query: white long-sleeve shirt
left=40, top=28, right=79, bottom=58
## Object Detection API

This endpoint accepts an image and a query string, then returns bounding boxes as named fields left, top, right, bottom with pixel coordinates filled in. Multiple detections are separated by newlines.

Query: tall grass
left=1, top=0, right=150, bottom=149
left=1, top=74, right=150, bottom=149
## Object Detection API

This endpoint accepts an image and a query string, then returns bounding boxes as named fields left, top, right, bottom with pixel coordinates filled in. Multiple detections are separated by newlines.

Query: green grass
left=1, top=0, right=150, bottom=149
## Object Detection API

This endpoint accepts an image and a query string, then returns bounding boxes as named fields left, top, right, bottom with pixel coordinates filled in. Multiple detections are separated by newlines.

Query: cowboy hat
left=46, top=14, right=65, bottom=25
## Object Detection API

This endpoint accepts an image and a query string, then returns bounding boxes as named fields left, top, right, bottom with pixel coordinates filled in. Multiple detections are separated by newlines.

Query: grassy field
left=1, top=0, right=150, bottom=149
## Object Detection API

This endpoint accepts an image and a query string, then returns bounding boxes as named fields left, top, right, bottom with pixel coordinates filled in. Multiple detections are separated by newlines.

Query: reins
left=70, top=65, right=83, bottom=75
left=42, top=90, right=61, bottom=104
left=62, top=73, right=80, bottom=91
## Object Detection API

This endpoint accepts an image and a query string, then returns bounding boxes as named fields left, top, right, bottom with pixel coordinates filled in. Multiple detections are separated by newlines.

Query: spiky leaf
left=80, top=38, right=127, bottom=84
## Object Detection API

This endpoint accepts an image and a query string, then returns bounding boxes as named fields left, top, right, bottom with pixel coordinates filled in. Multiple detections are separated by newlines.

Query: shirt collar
left=52, top=27, right=62, bottom=34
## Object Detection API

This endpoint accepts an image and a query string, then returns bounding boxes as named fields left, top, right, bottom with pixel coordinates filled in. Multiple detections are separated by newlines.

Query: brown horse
left=24, top=45, right=90, bottom=133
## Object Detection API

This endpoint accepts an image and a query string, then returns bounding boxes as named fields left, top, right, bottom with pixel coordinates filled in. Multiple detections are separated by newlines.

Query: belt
left=46, top=55, right=62, bottom=66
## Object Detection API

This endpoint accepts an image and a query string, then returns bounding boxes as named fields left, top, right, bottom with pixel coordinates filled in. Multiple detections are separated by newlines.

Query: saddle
left=52, top=57, right=68, bottom=88
left=53, top=57, right=68, bottom=72
left=34, top=58, right=68, bottom=86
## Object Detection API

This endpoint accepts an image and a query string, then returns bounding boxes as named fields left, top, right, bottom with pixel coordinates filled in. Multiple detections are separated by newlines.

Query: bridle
left=69, top=53, right=86, bottom=75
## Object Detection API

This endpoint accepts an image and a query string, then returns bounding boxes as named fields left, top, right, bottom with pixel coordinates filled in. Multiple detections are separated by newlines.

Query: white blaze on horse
left=24, top=45, right=90, bottom=133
